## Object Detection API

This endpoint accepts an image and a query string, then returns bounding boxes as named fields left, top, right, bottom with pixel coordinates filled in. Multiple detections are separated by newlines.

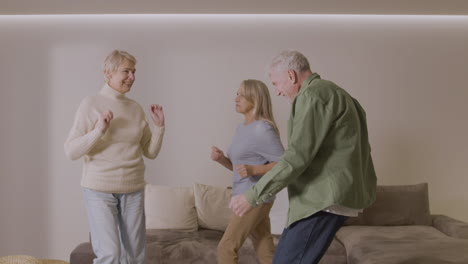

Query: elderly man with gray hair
left=230, top=50, right=377, bottom=264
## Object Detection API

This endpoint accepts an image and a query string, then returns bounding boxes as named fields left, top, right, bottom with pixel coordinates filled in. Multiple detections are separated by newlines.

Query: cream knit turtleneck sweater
left=64, top=84, right=164, bottom=193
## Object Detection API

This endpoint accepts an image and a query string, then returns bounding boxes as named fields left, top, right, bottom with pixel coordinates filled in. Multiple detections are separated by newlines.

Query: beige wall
left=0, top=14, right=467, bottom=260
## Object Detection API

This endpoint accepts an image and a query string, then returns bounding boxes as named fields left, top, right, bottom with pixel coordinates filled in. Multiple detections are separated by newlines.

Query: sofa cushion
left=345, top=183, right=431, bottom=226
left=71, top=229, right=346, bottom=264
left=193, top=183, right=232, bottom=231
left=146, top=230, right=345, bottom=264
left=145, top=184, right=198, bottom=232
left=336, top=225, right=468, bottom=264
left=146, top=229, right=259, bottom=264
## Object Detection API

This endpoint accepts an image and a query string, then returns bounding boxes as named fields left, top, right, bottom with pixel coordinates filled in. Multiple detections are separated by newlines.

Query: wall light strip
left=0, top=14, right=467, bottom=18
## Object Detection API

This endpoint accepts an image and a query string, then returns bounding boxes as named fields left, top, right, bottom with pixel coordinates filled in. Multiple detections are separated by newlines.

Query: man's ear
left=287, top=70, right=297, bottom=84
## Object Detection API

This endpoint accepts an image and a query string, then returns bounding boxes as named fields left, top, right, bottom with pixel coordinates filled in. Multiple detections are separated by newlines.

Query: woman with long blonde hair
left=211, top=79, right=284, bottom=264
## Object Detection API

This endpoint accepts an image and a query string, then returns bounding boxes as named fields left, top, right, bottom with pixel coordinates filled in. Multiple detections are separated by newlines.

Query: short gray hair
left=103, top=50, right=137, bottom=81
left=268, top=49, right=311, bottom=73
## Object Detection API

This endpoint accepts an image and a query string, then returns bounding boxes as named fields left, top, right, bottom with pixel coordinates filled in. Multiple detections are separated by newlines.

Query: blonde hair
left=102, top=50, right=137, bottom=82
left=241, top=79, right=280, bottom=135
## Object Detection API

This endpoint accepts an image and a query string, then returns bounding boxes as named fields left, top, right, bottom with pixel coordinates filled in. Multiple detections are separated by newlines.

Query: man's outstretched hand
left=229, top=194, right=253, bottom=217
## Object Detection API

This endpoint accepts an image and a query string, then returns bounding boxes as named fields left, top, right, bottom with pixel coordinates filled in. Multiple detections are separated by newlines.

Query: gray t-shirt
left=227, top=120, right=284, bottom=200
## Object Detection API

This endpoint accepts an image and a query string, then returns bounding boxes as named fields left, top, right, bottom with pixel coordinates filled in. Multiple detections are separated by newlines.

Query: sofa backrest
left=345, top=183, right=432, bottom=226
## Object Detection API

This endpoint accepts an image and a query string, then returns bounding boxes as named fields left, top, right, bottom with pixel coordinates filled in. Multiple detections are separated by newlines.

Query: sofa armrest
left=432, top=214, right=468, bottom=239
left=70, top=242, right=95, bottom=264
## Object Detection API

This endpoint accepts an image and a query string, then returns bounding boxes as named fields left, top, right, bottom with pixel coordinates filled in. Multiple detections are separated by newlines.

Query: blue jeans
left=83, top=188, right=146, bottom=264
left=273, top=211, right=348, bottom=264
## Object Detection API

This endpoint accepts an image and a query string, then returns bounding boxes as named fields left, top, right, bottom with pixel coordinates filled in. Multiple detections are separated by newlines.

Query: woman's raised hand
left=150, top=104, right=165, bottom=127
left=211, top=146, right=225, bottom=162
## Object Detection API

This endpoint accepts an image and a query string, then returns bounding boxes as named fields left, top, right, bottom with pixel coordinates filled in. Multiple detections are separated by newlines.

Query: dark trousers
left=272, top=211, right=348, bottom=264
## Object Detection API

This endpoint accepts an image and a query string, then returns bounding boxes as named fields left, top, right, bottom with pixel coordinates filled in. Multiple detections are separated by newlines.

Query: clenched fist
left=235, top=164, right=254, bottom=178
left=98, top=110, right=113, bottom=133
left=210, top=146, right=225, bottom=162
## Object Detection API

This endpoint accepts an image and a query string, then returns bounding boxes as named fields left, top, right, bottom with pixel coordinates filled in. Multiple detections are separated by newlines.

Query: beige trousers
left=217, top=202, right=275, bottom=264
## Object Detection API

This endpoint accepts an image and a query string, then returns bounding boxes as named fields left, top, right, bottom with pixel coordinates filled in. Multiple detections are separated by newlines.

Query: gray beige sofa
left=70, top=183, right=468, bottom=264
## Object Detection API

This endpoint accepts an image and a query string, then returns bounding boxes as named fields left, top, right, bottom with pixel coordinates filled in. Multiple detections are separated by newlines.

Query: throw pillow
left=193, top=183, right=232, bottom=231
left=345, top=183, right=431, bottom=226
left=145, top=184, right=198, bottom=232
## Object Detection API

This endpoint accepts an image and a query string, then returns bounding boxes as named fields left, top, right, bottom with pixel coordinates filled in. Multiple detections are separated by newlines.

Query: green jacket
left=245, top=73, right=377, bottom=226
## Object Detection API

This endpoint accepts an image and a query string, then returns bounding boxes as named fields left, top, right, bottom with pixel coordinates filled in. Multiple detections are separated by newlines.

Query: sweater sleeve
left=64, top=98, right=104, bottom=160
left=140, top=120, right=165, bottom=159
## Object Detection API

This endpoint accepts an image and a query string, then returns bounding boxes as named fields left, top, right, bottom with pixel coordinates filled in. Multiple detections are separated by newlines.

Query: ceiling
left=2, top=0, right=468, bottom=15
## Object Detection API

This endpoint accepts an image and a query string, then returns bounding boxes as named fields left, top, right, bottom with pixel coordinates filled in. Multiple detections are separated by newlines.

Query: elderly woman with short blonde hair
left=65, top=50, right=165, bottom=264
